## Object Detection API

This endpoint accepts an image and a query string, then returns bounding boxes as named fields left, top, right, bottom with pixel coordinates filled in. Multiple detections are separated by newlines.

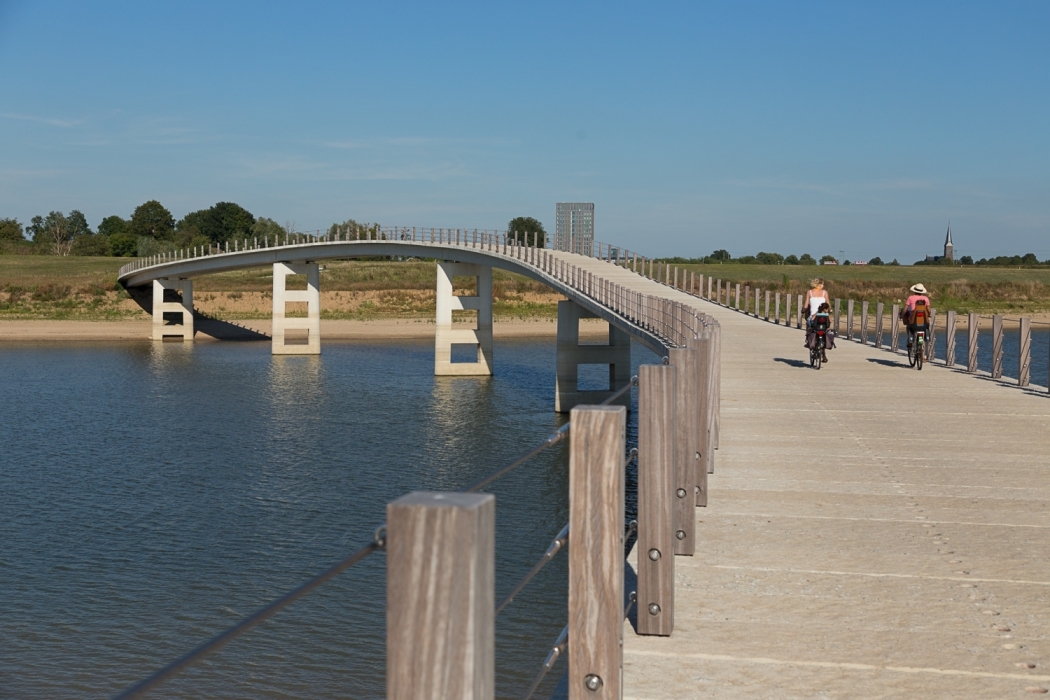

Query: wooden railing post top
left=388, top=491, right=494, bottom=511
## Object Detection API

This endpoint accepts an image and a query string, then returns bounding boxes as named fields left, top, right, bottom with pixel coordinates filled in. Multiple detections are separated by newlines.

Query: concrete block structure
left=434, top=262, right=493, bottom=375
left=272, top=262, right=321, bottom=355
left=151, top=277, right=194, bottom=341
left=555, top=300, right=631, bottom=413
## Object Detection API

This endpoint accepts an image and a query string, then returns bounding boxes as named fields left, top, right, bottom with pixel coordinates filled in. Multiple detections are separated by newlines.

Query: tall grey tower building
left=555, top=203, right=594, bottom=254
left=943, top=223, right=954, bottom=261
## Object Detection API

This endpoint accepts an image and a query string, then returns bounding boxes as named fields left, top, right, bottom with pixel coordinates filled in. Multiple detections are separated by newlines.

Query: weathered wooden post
left=967, top=313, right=979, bottom=373
left=765, top=290, right=771, bottom=321
left=710, top=322, right=721, bottom=456
left=734, top=284, right=740, bottom=310
left=387, top=491, right=495, bottom=700
left=891, top=304, right=900, bottom=352
left=707, top=276, right=712, bottom=300
left=668, top=347, right=700, bottom=555
left=860, top=301, right=869, bottom=344
left=846, top=300, right=855, bottom=340
left=775, top=292, right=781, bottom=324
left=754, top=288, right=760, bottom=317
left=1019, top=318, right=1031, bottom=387
left=689, top=333, right=711, bottom=507
left=834, top=299, right=841, bottom=335
left=875, top=302, right=884, bottom=348
left=945, top=310, right=957, bottom=366
left=716, top=279, right=722, bottom=304
left=784, top=293, right=791, bottom=327
left=927, top=309, right=937, bottom=362
left=637, top=364, right=676, bottom=636
left=796, top=294, right=804, bottom=328
left=744, top=285, right=750, bottom=314
left=568, top=405, right=626, bottom=700
left=992, top=314, right=1004, bottom=379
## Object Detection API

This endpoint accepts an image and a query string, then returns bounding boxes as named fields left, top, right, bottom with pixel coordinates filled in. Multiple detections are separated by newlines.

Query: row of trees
left=916, top=254, right=1045, bottom=267
left=0, top=201, right=298, bottom=257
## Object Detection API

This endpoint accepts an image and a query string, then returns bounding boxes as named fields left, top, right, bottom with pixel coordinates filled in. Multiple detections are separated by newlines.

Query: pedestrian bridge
left=118, top=227, right=715, bottom=412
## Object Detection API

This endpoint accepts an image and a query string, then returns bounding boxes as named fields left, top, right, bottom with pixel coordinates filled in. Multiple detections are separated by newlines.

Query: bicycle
left=908, top=329, right=925, bottom=370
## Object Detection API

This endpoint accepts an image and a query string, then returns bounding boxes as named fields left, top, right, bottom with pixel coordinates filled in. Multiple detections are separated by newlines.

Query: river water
left=0, top=337, right=654, bottom=699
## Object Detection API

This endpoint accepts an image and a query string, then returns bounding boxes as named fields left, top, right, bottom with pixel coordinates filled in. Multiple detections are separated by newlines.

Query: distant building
left=555, top=203, right=594, bottom=254
left=821, top=260, right=838, bottom=265
left=926, top=223, right=955, bottom=263
left=853, top=260, right=868, bottom=266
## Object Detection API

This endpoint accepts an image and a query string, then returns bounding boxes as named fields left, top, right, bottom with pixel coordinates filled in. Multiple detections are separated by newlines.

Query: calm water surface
left=0, top=338, right=653, bottom=699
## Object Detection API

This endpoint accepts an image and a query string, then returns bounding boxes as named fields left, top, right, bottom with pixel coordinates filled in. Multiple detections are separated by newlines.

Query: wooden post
left=775, top=292, right=781, bottom=324
left=875, top=302, right=884, bottom=348
left=796, top=295, right=803, bottom=328
left=668, top=347, right=699, bottom=555
left=945, top=310, right=957, bottom=366
left=710, top=322, right=721, bottom=455
left=637, top=364, right=676, bottom=636
left=847, top=299, right=855, bottom=340
left=568, top=405, right=626, bottom=700
left=734, top=283, right=740, bottom=310
left=992, top=314, right=1004, bottom=379
left=386, top=491, right=495, bottom=700
left=891, top=304, right=900, bottom=352
left=707, top=276, right=712, bottom=300
left=1019, top=318, right=1031, bottom=387
left=860, top=301, right=869, bottom=344
left=784, top=293, right=791, bottom=326
left=689, top=334, right=711, bottom=507
left=764, top=290, right=770, bottom=321
left=927, top=309, right=937, bottom=362
left=967, top=313, right=979, bottom=373
left=754, top=288, right=760, bottom=317
left=834, top=299, right=841, bottom=335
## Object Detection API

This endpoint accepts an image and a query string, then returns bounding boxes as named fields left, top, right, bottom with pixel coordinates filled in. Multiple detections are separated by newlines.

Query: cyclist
left=803, top=278, right=828, bottom=321
left=806, top=301, right=834, bottom=362
left=901, top=283, right=932, bottom=350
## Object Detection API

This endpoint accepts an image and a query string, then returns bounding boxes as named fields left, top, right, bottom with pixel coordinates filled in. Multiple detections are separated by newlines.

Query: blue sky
left=1, top=1, right=1048, bottom=261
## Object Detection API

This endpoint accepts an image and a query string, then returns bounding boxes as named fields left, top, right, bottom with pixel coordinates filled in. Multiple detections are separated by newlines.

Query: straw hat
left=910, top=283, right=928, bottom=294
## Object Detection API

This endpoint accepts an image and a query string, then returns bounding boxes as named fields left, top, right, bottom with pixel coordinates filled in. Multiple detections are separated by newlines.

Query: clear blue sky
left=2, top=1, right=1048, bottom=261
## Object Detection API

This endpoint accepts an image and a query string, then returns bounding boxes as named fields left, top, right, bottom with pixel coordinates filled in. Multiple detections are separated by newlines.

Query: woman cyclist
left=901, top=283, right=932, bottom=350
left=802, top=278, right=830, bottom=359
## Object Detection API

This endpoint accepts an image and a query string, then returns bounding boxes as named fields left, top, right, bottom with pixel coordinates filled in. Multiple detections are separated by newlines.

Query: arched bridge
left=118, top=227, right=720, bottom=412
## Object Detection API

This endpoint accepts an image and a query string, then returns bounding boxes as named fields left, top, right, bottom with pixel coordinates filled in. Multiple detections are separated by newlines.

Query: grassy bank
left=4, top=256, right=1050, bottom=321
left=674, top=264, right=1050, bottom=314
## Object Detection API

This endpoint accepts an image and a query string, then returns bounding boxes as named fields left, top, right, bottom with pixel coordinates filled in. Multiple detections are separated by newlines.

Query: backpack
left=911, top=301, right=929, bottom=325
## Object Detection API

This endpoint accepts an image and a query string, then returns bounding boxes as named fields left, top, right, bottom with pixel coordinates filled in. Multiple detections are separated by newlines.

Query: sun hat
left=910, top=283, right=928, bottom=294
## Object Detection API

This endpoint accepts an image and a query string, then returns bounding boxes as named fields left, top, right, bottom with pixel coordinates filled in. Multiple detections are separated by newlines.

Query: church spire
left=945, top=222, right=953, bottom=246
left=943, top=222, right=954, bottom=261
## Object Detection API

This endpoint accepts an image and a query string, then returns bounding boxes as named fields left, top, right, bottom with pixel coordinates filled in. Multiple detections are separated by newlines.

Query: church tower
left=944, top=223, right=954, bottom=261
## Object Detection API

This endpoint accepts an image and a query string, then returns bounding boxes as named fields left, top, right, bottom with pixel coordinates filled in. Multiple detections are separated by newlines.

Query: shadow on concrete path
left=867, top=357, right=907, bottom=368
left=773, top=357, right=810, bottom=368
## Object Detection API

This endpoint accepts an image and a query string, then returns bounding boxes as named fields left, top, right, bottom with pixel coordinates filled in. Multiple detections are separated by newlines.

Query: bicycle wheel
left=916, top=344, right=924, bottom=370
left=908, top=343, right=917, bottom=367
left=814, top=351, right=822, bottom=370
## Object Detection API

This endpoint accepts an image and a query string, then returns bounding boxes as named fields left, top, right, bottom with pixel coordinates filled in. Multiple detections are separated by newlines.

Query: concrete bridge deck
left=622, top=300, right=1050, bottom=698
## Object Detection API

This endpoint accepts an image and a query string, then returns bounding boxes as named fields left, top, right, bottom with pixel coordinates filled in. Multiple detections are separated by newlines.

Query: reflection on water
left=0, top=337, right=656, bottom=699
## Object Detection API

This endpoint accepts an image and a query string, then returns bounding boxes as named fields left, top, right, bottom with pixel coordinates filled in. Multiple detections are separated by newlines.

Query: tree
left=68, top=210, right=92, bottom=237
left=798, top=253, right=816, bottom=265
left=327, top=217, right=379, bottom=240
left=709, top=249, right=731, bottom=261
left=868, top=256, right=884, bottom=265
left=756, top=251, right=784, bottom=265
left=508, top=216, right=546, bottom=246
left=819, top=254, right=837, bottom=264
left=0, top=218, right=24, bottom=241
left=1022, top=253, right=1039, bottom=266
left=178, top=202, right=254, bottom=244
left=842, top=260, right=852, bottom=265
left=27, top=212, right=76, bottom=255
left=959, top=255, right=973, bottom=265
left=98, top=215, right=129, bottom=237
left=71, top=234, right=111, bottom=256
left=889, top=259, right=900, bottom=266
left=109, top=232, right=138, bottom=257
left=784, top=254, right=799, bottom=265
left=130, top=200, right=175, bottom=240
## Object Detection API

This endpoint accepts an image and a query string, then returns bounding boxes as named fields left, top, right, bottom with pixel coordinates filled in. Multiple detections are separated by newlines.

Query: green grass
left=671, top=264, right=1050, bottom=313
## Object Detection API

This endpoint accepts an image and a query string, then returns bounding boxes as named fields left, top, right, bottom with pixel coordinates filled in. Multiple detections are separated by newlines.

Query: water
left=929, top=324, right=1050, bottom=386
left=0, top=338, right=654, bottom=699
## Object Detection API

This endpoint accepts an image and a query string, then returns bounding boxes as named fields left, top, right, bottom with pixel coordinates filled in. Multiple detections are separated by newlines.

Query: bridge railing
left=112, top=326, right=721, bottom=700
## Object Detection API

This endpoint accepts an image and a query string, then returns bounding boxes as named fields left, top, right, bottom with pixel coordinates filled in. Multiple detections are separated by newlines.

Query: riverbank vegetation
left=5, top=256, right=1050, bottom=321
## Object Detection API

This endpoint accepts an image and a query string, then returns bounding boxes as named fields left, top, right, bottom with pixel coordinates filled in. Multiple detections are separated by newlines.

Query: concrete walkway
left=622, top=298, right=1050, bottom=698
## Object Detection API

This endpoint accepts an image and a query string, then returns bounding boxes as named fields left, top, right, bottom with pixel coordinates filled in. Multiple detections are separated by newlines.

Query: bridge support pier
left=272, top=262, right=321, bottom=355
left=434, top=262, right=493, bottom=375
left=555, top=300, right=631, bottom=413
left=151, top=277, right=194, bottom=341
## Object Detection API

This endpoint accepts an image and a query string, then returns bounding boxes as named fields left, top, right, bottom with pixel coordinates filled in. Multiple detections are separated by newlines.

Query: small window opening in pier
left=452, top=309, right=478, bottom=324
left=284, top=301, right=309, bottom=318
left=284, top=273, right=308, bottom=291
left=162, top=288, right=183, bottom=303
left=577, top=363, right=613, bottom=391
left=162, top=311, right=185, bottom=326
left=284, top=329, right=310, bottom=345
left=450, top=343, right=479, bottom=363
left=452, top=276, right=477, bottom=296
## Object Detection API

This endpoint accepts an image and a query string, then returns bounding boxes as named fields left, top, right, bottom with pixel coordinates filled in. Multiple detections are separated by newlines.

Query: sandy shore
left=0, top=318, right=613, bottom=342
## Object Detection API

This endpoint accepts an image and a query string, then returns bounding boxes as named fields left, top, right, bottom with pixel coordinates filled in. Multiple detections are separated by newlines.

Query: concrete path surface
left=623, top=299, right=1050, bottom=699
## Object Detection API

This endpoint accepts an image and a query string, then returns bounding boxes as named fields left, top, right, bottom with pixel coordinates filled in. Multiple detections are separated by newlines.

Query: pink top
left=906, top=294, right=931, bottom=311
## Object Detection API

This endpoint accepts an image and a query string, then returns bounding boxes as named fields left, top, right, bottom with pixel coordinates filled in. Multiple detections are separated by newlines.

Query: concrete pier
left=271, top=262, right=321, bottom=355
left=151, top=277, right=193, bottom=341
left=434, top=261, right=493, bottom=376
left=554, top=299, right=631, bottom=413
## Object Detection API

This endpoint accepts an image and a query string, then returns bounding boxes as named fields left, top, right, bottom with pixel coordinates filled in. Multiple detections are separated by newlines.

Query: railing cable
left=464, top=423, right=570, bottom=493
left=521, top=625, right=569, bottom=700
left=111, top=539, right=381, bottom=700
left=496, top=524, right=569, bottom=615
